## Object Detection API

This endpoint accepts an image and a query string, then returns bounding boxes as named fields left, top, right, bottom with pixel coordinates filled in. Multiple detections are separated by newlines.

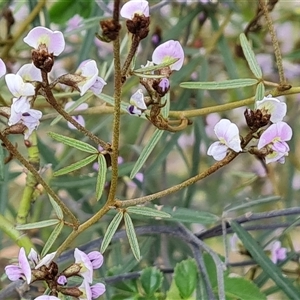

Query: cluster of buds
left=5, top=247, right=105, bottom=299
left=0, top=25, right=106, bottom=140
left=207, top=95, right=292, bottom=164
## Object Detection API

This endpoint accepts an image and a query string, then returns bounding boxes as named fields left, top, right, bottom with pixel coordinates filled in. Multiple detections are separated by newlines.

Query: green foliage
left=95, top=154, right=107, bottom=200
left=140, top=267, right=163, bottom=296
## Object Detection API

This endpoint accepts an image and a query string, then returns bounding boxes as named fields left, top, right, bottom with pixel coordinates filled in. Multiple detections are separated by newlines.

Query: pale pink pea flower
left=23, top=26, right=65, bottom=56
left=0, top=58, right=6, bottom=78
left=152, top=40, right=184, bottom=71
left=5, top=247, right=32, bottom=284
left=257, top=121, right=292, bottom=164
left=255, top=95, right=287, bottom=123
left=267, top=241, right=287, bottom=264
left=207, top=119, right=242, bottom=161
left=75, top=60, right=106, bottom=96
left=5, top=73, right=35, bottom=98
left=65, top=101, right=88, bottom=130
left=79, top=279, right=106, bottom=300
left=17, top=63, right=42, bottom=82
left=120, top=0, right=150, bottom=19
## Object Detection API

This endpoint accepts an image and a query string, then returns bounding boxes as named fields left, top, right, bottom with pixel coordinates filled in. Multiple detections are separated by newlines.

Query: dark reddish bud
left=100, top=19, right=121, bottom=41
left=126, top=14, right=150, bottom=39
left=31, top=44, right=54, bottom=73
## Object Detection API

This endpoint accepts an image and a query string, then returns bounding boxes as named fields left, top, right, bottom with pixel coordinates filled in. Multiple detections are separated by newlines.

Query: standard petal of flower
left=257, top=124, right=277, bottom=149
left=76, top=60, right=99, bottom=96
left=0, top=58, right=7, bottom=78
left=18, top=247, right=32, bottom=284
left=207, top=142, right=228, bottom=161
left=276, top=122, right=293, bottom=141
left=214, top=119, right=232, bottom=140
left=23, top=26, right=65, bottom=56
left=120, top=0, right=150, bottom=19
left=5, top=74, right=35, bottom=97
left=17, top=63, right=42, bottom=82
left=152, top=40, right=184, bottom=71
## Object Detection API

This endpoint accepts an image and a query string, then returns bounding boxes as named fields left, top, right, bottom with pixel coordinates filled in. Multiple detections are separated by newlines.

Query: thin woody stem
left=121, top=35, right=140, bottom=78
left=115, top=132, right=254, bottom=208
left=0, top=133, right=79, bottom=227
left=258, top=0, right=286, bottom=86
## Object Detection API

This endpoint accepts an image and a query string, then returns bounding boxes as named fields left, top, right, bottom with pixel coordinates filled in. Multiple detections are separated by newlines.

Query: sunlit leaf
left=180, top=78, right=258, bottom=90
left=53, top=154, right=98, bottom=176
left=96, top=154, right=107, bottom=200
left=16, top=219, right=59, bottom=230
left=48, top=132, right=98, bottom=154
left=231, top=221, right=299, bottom=299
left=41, top=221, right=64, bottom=257
left=130, top=129, right=164, bottom=179
left=239, top=33, right=263, bottom=78
left=124, top=212, right=140, bottom=261
left=174, top=259, right=198, bottom=299
left=127, top=206, right=171, bottom=218
left=48, top=194, right=63, bottom=219
left=101, top=211, right=123, bottom=253
left=140, top=267, right=163, bottom=295
left=255, top=82, right=265, bottom=101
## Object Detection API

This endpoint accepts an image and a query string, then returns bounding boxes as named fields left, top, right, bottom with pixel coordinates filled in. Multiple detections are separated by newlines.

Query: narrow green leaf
left=255, top=82, right=265, bottom=101
left=223, top=277, right=266, bottom=300
left=140, top=267, right=163, bottom=295
left=41, top=221, right=64, bottom=257
left=124, top=212, right=140, bottom=261
left=16, top=219, right=59, bottom=230
left=48, top=132, right=98, bottom=154
left=130, top=129, right=164, bottom=179
left=224, top=196, right=280, bottom=213
left=174, top=258, right=198, bottom=299
left=134, top=57, right=178, bottom=73
left=133, top=73, right=165, bottom=79
left=127, top=206, right=171, bottom=218
left=101, top=211, right=123, bottom=253
left=48, top=195, right=63, bottom=219
left=180, top=78, right=258, bottom=90
left=96, top=154, right=107, bottom=200
left=231, top=221, right=300, bottom=299
left=161, top=206, right=219, bottom=224
left=239, top=33, right=263, bottom=78
left=53, top=154, right=97, bottom=176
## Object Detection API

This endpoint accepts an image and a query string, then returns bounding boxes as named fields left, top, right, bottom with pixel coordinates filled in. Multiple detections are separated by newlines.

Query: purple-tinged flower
left=120, top=0, right=150, bottom=19
left=75, top=60, right=106, bottom=96
left=17, top=63, right=42, bottom=82
left=158, top=78, right=170, bottom=92
left=74, top=248, right=94, bottom=283
left=5, top=247, right=31, bottom=284
left=66, top=14, right=83, bottom=32
left=207, top=119, right=242, bottom=161
left=267, top=241, right=287, bottom=264
left=257, top=122, right=292, bottom=164
left=8, top=96, right=42, bottom=139
left=89, top=76, right=106, bottom=95
left=87, top=251, right=104, bottom=269
left=5, top=74, right=35, bottom=98
left=256, top=95, right=287, bottom=123
left=127, top=105, right=142, bottom=116
left=130, top=89, right=147, bottom=110
left=152, top=40, right=184, bottom=71
left=79, top=280, right=106, bottom=300
left=65, top=101, right=88, bottom=130
left=57, top=275, right=67, bottom=285
left=23, top=26, right=65, bottom=56
left=34, top=296, right=60, bottom=300
left=28, top=248, right=56, bottom=269
left=0, top=58, right=6, bottom=78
